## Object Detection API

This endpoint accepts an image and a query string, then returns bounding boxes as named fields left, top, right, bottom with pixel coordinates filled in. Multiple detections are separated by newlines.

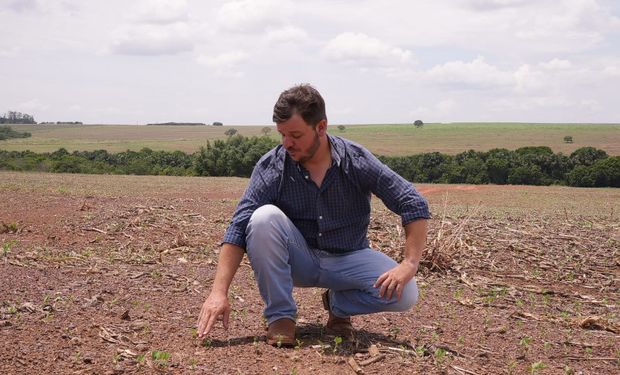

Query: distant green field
left=2, top=122, right=619, bottom=156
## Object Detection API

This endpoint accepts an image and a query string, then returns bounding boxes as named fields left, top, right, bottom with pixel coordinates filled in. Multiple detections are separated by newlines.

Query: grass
left=2, top=122, right=619, bottom=156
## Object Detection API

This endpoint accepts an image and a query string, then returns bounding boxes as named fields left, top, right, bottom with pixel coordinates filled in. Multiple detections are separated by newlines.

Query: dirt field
left=1, top=172, right=618, bottom=374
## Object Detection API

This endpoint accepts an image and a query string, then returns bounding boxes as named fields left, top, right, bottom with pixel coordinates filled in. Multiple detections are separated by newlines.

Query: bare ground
left=0, top=172, right=618, bottom=374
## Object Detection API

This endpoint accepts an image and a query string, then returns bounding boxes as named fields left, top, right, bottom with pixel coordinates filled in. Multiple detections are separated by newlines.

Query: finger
left=222, top=307, right=231, bottom=330
left=374, top=272, right=389, bottom=288
left=198, top=311, right=211, bottom=338
left=204, top=313, right=218, bottom=337
left=379, top=278, right=391, bottom=298
left=386, top=280, right=398, bottom=300
left=395, top=284, right=403, bottom=301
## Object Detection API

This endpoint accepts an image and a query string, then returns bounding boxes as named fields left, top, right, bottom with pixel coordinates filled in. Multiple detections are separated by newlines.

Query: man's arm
left=374, top=218, right=428, bottom=300
left=197, top=243, right=244, bottom=338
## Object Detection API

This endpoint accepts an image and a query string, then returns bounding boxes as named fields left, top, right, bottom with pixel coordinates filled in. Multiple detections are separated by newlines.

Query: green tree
left=414, top=120, right=424, bottom=128
left=225, top=128, right=238, bottom=137
left=337, top=125, right=346, bottom=132
left=570, top=147, right=608, bottom=167
left=508, top=165, right=545, bottom=185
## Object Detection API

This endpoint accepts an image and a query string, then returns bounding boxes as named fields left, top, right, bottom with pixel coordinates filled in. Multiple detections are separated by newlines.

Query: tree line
left=0, top=111, right=36, bottom=124
left=0, top=135, right=618, bottom=187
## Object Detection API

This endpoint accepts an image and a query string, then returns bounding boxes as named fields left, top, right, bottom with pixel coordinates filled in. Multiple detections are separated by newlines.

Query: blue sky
left=1, top=0, right=619, bottom=125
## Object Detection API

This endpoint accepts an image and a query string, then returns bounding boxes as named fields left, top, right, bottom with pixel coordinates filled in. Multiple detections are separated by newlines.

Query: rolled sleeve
left=355, top=146, right=431, bottom=224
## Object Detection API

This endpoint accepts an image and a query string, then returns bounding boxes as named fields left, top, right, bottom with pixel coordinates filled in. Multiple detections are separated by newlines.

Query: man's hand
left=196, top=292, right=231, bottom=338
left=374, top=260, right=419, bottom=301
left=196, top=244, right=244, bottom=339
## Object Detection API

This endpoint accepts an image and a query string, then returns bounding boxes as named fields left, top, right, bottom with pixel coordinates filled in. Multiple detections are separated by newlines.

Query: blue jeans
left=245, top=204, right=419, bottom=325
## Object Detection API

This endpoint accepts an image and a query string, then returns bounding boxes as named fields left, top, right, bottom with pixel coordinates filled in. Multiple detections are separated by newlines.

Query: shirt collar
left=327, top=134, right=342, bottom=167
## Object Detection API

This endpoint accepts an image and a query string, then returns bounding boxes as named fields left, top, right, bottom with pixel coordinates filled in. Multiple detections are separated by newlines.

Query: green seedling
left=333, top=336, right=343, bottom=353
left=2, top=240, right=16, bottom=257
left=529, top=361, right=546, bottom=374
left=151, top=351, right=171, bottom=366
left=294, top=339, right=303, bottom=350
left=415, top=345, right=426, bottom=357
left=434, top=347, right=447, bottom=364
left=520, top=336, right=532, bottom=348
left=189, top=358, right=198, bottom=370
left=0, top=222, right=18, bottom=233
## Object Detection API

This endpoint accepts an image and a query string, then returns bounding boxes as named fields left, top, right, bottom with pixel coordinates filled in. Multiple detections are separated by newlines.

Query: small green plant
left=453, top=288, right=463, bottom=299
left=415, top=345, right=426, bottom=357
left=151, top=351, right=171, bottom=366
left=295, top=339, right=303, bottom=350
left=520, top=336, right=532, bottom=348
left=189, top=358, right=198, bottom=370
left=333, top=336, right=343, bottom=353
left=202, top=338, right=212, bottom=348
left=2, top=240, right=16, bottom=257
left=434, top=347, right=447, bottom=364
left=0, top=222, right=18, bottom=234
left=543, top=341, right=552, bottom=350
left=507, top=360, right=517, bottom=374
left=529, top=361, right=546, bottom=374
left=564, top=135, right=573, bottom=143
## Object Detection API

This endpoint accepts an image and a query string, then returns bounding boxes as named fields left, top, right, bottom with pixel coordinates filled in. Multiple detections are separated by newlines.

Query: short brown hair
left=272, top=84, right=327, bottom=126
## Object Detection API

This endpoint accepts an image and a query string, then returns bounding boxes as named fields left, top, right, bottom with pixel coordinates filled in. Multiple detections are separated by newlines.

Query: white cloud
left=109, top=23, right=194, bottom=55
left=462, top=0, right=533, bottom=11
left=129, top=0, right=189, bottom=24
left=603, top=65, right=620, bottom=76
left=264, top=26, right=309, bottom=44
left=5, top=0, right=39, bottom=13
left=425, top=56, right=513, bottom=89
left=411, top=99, right=458, bottom=122
left=322, top=32, right=412, bottom=67
left=197, top=50, right=248, bottom=68
left=580, top=99, right=602, bottom=111
left=196, top=50, right=249, bottom=77
left=18, top=98, right=50, bottom=111
left=539, top=58, right=572, bottom=70
left=217, top=0, right=290, bottom=33
left=514, top=64, right=546, bottom=92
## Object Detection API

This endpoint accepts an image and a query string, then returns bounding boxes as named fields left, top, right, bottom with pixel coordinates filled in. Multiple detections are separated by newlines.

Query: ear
left=316, top=119, right=327, bottom=136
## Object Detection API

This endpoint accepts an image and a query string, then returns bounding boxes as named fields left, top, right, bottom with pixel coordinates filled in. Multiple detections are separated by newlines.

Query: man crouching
left=197, top=84, right=430, bottom=346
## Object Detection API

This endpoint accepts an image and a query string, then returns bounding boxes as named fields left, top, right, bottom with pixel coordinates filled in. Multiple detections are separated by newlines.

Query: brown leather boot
left=266, top=318, right=296, bottom=347
left=322, top=290, right=353, bottom=339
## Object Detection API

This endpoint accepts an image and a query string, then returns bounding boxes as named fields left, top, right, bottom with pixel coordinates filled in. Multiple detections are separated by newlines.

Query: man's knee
left=247, top=204, right=285, bottom=231
left=246, top=205, right=289, bottom=253
left=390, top=282, right=419, bottom=311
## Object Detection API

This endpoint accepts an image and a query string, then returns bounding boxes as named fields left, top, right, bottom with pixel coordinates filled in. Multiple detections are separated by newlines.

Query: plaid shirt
left=223, top=135, right=431, bottom=254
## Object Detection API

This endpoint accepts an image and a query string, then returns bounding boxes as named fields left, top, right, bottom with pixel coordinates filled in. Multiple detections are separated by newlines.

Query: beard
left=289, top=129, right=320, bottom=164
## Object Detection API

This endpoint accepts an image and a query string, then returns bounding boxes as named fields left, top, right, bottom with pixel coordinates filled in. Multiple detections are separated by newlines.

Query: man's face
left=277, top=113, right=321, bottom=164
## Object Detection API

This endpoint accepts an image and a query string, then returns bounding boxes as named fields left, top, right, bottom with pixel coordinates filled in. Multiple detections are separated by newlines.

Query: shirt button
left=319, top=216, right=323, bottom=220
left=304, top=175, right=309, bottom=179
left=318, top=233, right=322, bottom=237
